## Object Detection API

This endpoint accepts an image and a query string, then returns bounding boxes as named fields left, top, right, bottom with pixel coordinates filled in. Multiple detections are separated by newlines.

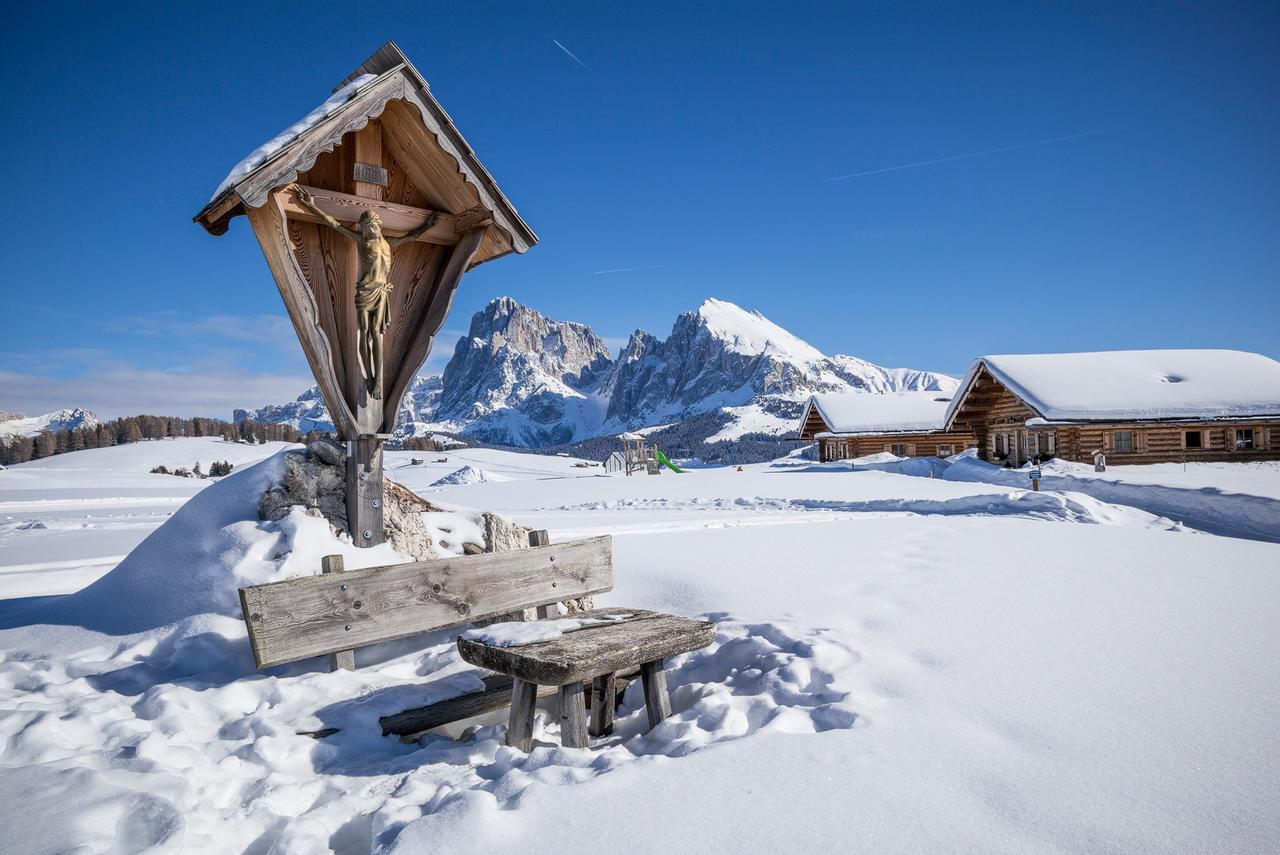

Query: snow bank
left=431, top=465, right=509, bottom=487
left=943, top=453, right=1280, bottom=543
left=0, top=450, right=405, bottom=635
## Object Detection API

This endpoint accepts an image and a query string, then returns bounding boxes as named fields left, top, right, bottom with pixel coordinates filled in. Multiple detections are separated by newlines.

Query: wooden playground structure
left=606, top=432, right=684, bottom=475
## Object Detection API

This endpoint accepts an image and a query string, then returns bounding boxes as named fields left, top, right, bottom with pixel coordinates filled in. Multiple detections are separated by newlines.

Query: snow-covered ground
left=0, top=439, right=294, bottom=598
left=1, top=441, right=1277, bottom=853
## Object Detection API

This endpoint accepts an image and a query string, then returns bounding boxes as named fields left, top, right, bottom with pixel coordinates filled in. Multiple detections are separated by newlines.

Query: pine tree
left=35, top=432, right=56, bottom=459
left=8, top=438, right=33, bottom=464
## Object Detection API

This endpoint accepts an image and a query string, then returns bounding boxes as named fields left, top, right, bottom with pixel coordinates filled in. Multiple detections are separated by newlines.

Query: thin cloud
left=821, top=130, right=1105, bottom=183
left=553, top=39, right=592, bottom=72
left=592, top=265, right=660, bottom=275
left=0, top=367, right=314, bottom=420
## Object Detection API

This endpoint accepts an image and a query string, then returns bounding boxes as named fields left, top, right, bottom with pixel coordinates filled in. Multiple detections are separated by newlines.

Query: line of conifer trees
left=0, top=415, right=333, bottom=466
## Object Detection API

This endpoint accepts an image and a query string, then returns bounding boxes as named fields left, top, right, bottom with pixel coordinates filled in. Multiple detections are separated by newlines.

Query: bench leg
left=559, top=682, right=589, bottom=748
left=507, top=678, right=538, bottom=751
left=640, top=659, right=671, bottom=730
left=590, top=673, right=616, bottom=737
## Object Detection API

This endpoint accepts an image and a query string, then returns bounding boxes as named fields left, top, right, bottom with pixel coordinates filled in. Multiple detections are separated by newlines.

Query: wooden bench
left=237, top=533, right=714, bottom=749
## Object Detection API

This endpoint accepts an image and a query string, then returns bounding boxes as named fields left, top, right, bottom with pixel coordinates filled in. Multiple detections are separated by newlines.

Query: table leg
left=640, top=659, right=671, bottom=730
left=590, top=673, right=616, bottom=737
left=507, top=678, right=538, bottom=751
left=559, top=682, right=589, bottom=748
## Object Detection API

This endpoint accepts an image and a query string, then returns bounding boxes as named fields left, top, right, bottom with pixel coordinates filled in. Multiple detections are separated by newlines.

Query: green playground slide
left=654, top=449, right=685, bottom=473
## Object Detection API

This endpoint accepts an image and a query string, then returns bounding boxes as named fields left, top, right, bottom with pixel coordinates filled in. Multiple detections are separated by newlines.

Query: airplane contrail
left=553, top=39, right=592, bottom=72
left=592, top=265, right=659, bottom=275
left=821, top=130, right=1105, bottom=183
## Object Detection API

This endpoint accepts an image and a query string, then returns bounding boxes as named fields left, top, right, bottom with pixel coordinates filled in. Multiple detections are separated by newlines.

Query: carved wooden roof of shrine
left=193, top=41, right=536, bottom=268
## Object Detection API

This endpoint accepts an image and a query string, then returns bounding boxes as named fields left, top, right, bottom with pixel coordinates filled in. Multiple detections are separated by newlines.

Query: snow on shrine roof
left=805, top=391, right=954, bottom=435
left=193, top=41, right=536, bottom=261
left=209, top=75, right=377, bottom=201
left=946, top=349, right=1280, bottom=425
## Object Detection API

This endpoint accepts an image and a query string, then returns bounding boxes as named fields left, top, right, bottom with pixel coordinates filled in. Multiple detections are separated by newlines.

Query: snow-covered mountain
left=236, top=297, right=957, bottom=448
left=234, top=376, right=443, bottom=437
left=0, top=407, right=101, bottom=438
left=431, top=296, right=613, bottom=446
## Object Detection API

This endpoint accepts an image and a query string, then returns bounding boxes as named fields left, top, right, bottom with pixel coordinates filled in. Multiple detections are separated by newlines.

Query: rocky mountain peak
left=238, top=296, right=957, bottom=449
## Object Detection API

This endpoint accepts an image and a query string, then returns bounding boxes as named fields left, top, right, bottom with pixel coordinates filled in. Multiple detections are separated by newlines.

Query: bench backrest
left=239, top=534, right=613, bottom=668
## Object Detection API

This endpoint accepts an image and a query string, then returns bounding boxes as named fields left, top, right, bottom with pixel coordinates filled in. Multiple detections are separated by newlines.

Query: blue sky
left=2, top=2, right=1277, bottom=418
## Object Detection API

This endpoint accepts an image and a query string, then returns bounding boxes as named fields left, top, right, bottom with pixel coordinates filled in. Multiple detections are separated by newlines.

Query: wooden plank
left=281, top=185, right=461, bottom=246
left=457, top=608, right=714, bottom=687
left=245, top=194, right=358, bottom=438
left=321, top=555, right=356, bottom=671
left=641, top=659, right=672, bottom=729
left=381, top=227, right=486, bottom=432
left=350, top=121, right=385, bottom=200
left=239, top=535, right=613, bottom=668
left=559, top=682, right=588, bottom=748
left=379, top=675, right=557, bottom=737
left=590, top=673, right=615, bottom=737
left=507, top=678, right=538, bottom=751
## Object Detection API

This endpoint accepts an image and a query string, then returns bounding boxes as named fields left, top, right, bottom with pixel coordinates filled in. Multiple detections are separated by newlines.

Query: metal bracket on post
left=346, top=433, right=392, bottom=548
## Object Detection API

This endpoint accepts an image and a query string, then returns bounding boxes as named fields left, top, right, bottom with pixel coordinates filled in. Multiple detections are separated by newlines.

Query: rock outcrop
left=259, top=440, right=440, bottom=559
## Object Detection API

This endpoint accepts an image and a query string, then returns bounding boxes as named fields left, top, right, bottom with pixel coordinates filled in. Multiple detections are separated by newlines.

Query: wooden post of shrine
left=194, top=41, right=537, bottom=547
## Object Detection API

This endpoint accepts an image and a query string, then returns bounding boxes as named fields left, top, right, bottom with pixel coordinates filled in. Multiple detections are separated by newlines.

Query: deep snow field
left=1, top=438, right=1278, bottom=853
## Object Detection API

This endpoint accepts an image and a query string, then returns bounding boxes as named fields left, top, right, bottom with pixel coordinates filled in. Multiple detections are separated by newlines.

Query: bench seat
left=457, top=607, right=714, bottom=749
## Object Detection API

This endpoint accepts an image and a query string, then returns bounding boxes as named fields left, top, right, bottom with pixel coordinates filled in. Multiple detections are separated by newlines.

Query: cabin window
left=1113, top=431, right=1134, bottom=453
left=1235, top=428, right=1254, bottom=450
left=937, top=445, right=952, bottom=458
left=1184, top=430, right=1203, bottom=449
left=890, top=443, right=908, bottom=457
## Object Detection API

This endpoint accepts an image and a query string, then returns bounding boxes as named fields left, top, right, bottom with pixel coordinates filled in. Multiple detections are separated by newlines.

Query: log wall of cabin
left=1048, top=422, right=1280, bottom=464
left=817, top=430, right=978, bottom=461
left=948, top=367, right=1037, bottom=463
left=798, top=408, right=831, bottom=441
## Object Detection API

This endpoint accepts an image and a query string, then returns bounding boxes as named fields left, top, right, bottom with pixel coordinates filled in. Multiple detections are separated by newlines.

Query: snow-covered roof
left=804, top=391, right=955, bottom=436
left=946, top=349, right=1280, bottom=425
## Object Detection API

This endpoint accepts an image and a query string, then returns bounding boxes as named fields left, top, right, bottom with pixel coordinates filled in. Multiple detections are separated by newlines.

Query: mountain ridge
left=236, top=297, right=958, bottom=449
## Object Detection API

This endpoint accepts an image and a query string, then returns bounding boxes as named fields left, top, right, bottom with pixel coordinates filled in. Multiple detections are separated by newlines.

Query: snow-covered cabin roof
left=802, top=391, right=955, bottom=436
left=193, top=41, right=535, bottom=267
left=945, top=349, right=1280, bottom=426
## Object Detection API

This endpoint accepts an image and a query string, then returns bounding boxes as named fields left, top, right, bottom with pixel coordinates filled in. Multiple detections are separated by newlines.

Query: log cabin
left=942, top=350, right=1280, bottom=466
left=798, top=392, right=978, bottom=462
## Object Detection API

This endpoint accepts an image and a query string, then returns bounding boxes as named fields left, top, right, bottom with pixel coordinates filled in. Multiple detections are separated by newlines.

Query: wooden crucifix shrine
left=195, top=42, right=536, bottom=546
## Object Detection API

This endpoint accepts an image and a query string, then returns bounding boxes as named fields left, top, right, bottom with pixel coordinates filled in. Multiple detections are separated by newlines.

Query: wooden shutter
left=1136, top=431, right=1148, bottom=452
left=907, top=444, right=916, bottom=457
left=1103, top=431, right=1113, bottom=452
left=1259, top=427, right=1269, bottom=451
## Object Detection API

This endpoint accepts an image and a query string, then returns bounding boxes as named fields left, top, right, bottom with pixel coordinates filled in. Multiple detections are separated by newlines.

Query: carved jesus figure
left=295, top=186, right=440, bottom=399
